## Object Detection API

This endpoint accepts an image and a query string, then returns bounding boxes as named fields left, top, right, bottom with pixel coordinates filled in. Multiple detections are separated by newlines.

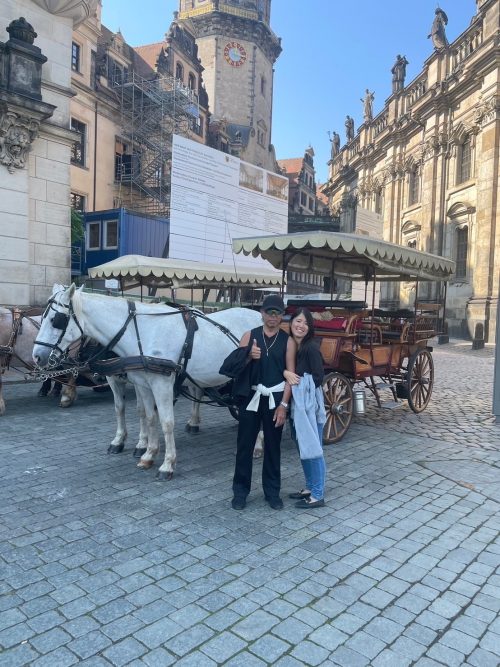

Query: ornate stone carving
left=0, top=110, right=40, bottom=173
left=29, top=0, right=98, bottom=26
left=422, top=135, right=440, bottom=160
left=7, top=17, right=37, bottom=44
left=473, top=94, right=500, bottom=127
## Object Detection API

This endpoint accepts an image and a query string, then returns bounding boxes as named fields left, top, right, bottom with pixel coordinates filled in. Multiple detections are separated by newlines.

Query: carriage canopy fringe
left=88, top=256, right=283, bottom=290
left=232, top=232, right=455, bottom=282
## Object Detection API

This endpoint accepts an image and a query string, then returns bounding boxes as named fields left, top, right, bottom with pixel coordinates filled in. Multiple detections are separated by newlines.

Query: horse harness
left=0, top=307, right=43, bottom=374
left=37, top=296, right=240, bottom=395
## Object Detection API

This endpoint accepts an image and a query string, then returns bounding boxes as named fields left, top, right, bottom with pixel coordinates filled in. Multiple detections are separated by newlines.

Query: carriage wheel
left=322, top=372, right=353, bottom=444
left=407, top=349, right=434, bottom=413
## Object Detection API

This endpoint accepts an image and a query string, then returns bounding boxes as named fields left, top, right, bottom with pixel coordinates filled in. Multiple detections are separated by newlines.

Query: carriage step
left=380, top=400, right=403, bottom=410
left=373, top=383, right=395, bottom=389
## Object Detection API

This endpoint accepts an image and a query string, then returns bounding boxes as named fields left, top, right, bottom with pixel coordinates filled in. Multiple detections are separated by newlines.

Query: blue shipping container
left=83, top=208, right=169, bottom=273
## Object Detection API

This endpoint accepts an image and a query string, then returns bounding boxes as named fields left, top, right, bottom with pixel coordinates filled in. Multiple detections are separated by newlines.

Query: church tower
left=178, top=0, right=281, bottom=171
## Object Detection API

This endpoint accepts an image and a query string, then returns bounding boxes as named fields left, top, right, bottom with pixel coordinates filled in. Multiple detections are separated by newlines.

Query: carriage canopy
left=232, top=232, right=455, bottom=282
left=88, top=255, right=283, bottom=290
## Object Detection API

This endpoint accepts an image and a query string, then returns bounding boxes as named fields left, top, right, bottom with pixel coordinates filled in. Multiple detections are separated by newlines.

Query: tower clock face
left=224, top=42, right=247, bottom=67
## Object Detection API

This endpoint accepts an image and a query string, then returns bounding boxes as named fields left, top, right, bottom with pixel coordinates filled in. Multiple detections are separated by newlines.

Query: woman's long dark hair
left=289, top=307, right=316, bottom=357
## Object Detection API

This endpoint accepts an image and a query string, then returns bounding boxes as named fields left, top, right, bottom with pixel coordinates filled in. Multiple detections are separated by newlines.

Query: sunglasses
left=264, top=309, right=283, bottom=316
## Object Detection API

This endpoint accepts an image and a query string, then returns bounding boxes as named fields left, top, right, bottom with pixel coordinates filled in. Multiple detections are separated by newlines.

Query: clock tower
left=177, top=0, right=281, bottom=171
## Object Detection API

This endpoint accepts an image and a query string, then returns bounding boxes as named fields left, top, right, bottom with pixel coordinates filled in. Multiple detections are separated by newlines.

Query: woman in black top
left=284, top=308, right=327, bottom=508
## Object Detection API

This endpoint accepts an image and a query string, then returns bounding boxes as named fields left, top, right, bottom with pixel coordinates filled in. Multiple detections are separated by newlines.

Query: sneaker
left=265, top=496, right=284, bottom=510
left=231, top=497, right=246, bottom=510
left=288, top=489, right=311, bottom=500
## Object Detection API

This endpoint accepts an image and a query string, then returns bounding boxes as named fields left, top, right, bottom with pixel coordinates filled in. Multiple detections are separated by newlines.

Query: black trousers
left=232, top=394, right=284, bottom=501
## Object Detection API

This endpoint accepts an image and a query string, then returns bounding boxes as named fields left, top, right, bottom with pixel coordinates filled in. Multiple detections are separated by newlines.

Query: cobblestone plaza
left=0, top=343, right=499, bottom=666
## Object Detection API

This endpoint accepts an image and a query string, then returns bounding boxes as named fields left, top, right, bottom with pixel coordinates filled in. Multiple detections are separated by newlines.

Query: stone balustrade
left=405, top=75, right=428, bottom=110
left=452, top=26, right=483, bottom=70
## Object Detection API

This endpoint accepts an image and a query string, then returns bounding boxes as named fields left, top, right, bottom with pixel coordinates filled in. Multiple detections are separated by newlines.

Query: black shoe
left=265, top=496, right=284, bottom=510
left=288, top=489, right=311, bottom=500
left=295, top=498, right=325, bottom=509
left=231, top=497, right=246, bottom=510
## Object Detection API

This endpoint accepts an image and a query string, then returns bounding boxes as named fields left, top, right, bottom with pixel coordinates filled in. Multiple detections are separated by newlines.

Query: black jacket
left=219, top=339, right=260, bottom=403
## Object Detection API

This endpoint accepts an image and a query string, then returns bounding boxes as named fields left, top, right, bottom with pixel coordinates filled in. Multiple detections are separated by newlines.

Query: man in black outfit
left=231, top=294, right=296, bottom=510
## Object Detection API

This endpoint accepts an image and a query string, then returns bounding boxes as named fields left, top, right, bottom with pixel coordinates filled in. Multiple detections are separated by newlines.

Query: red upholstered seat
left=314, top=318, right=347, bottom=331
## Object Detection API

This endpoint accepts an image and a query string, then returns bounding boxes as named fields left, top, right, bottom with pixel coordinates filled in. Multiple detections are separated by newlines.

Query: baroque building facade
left=0, top=0, right=97, bottom=306
left=323, top=0, right=500, bottom=342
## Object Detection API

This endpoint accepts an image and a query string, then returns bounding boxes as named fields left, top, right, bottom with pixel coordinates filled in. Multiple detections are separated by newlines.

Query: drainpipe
left=93, top=100, right=98, bottom=211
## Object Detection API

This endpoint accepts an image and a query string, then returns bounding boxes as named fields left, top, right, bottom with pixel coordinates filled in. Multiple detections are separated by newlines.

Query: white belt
left=246, top=382, right=286, bottom=412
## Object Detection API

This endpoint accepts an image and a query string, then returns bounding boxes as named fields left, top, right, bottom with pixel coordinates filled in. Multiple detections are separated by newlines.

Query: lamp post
left=493, top=294, right=500, bottom=422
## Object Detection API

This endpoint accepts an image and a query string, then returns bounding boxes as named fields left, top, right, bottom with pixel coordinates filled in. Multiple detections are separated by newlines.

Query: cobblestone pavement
left=0, top=342, right=499, bottom=667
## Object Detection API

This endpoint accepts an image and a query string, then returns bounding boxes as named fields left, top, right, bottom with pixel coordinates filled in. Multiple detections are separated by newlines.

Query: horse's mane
left=71, top=288, right=84, bottom=323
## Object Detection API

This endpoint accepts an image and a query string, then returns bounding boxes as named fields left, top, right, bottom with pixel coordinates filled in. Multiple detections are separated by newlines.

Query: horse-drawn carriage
left=31, top=237, right=453, bottom=478
left=232, top=231, right=455, bottom=444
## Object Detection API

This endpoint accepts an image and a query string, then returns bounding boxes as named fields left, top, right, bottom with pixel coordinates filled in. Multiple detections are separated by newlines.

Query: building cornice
left=30, top=0, right=99, bottom=27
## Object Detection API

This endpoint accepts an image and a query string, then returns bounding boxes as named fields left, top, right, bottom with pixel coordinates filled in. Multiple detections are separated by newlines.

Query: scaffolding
left=112, top=71, right=199, bottom=217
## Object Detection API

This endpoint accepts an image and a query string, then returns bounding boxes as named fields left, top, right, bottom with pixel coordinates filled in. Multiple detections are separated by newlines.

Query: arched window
left=408, top=165, right=420, bottom=206
left=457, top=135, right=472, bottom=184
left=175, top=61, right=184, bottom=82
left=455, top=226, right=468, bottom=279
left=188, top=72, right=196, bottom=90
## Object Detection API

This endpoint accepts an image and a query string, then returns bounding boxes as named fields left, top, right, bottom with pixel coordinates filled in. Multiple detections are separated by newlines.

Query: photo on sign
left=239, top=162, right=264, bottom=193
left=266, top=172, right=289, bottom=201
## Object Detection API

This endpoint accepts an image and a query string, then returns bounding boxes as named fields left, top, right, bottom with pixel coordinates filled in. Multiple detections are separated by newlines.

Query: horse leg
left=0, top=374, right=5, bottom=416
left=137, top=386, right=161, bottom=471
left=185, top=385, right=203, bottom=434
left=49, top=380, right=62, bottom=398
left=107, top=375, right=127, bottom=454
left=133, top=388, right=150, bottom=459
left=38, top=378, right=51, bottom=397
left=60, top=377, right=77, bottom=408
left=149, top=376, right=176, bottom=480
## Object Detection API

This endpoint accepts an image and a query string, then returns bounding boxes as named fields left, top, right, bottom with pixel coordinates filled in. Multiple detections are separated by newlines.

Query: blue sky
left=102, top=0, right=476, bottom=183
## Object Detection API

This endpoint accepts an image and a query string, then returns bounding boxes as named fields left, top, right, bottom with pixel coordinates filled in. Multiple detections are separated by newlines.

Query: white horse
left=33, top=285, right=262, bottom=479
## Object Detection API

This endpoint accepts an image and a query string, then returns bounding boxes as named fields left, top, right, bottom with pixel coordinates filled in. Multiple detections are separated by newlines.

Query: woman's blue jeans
left=300, top=423, right=326, bottom=500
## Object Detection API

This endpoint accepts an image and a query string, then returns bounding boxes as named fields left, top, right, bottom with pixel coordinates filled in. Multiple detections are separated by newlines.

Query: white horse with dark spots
left=33, top=285, right=262, bottom=480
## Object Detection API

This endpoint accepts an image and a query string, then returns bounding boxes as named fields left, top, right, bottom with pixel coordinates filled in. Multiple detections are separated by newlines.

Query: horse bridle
left=34, top=296, right=84, bottom=367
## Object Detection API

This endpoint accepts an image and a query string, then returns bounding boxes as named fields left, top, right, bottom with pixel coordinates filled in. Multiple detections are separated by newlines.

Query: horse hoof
left=137, top=460, right=154, bottom=470
left=59, top=401, right=73, bottom=409
left=133, top=447, right=147, bottom=459
left=185, top=424, right=200, bottom=434
left=107, top=444, right=125, bottom=454
left=156, top=470, right=173, bottom=481
left=38, top=389, right=48, bottom=397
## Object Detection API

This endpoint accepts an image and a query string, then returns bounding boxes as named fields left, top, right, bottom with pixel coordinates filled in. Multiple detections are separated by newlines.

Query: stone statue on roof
left=330, top=131, right=340, bottom=158
left=429, top=7, right=449, bottom=49
left=345, top=115, right=355, bottom=143
left=391, top=54, right=408, bottom=94
left=361, top=89, right=374, bottom=123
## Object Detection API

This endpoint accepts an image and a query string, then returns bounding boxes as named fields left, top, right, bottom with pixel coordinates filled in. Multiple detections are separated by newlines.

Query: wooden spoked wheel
left=407, top=349, right=434, bottom=413
left=322, top=372, right=353, bottom=444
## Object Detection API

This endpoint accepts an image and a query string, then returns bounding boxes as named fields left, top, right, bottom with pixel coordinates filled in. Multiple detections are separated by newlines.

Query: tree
left=71, top=208, right=85, bottom=244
